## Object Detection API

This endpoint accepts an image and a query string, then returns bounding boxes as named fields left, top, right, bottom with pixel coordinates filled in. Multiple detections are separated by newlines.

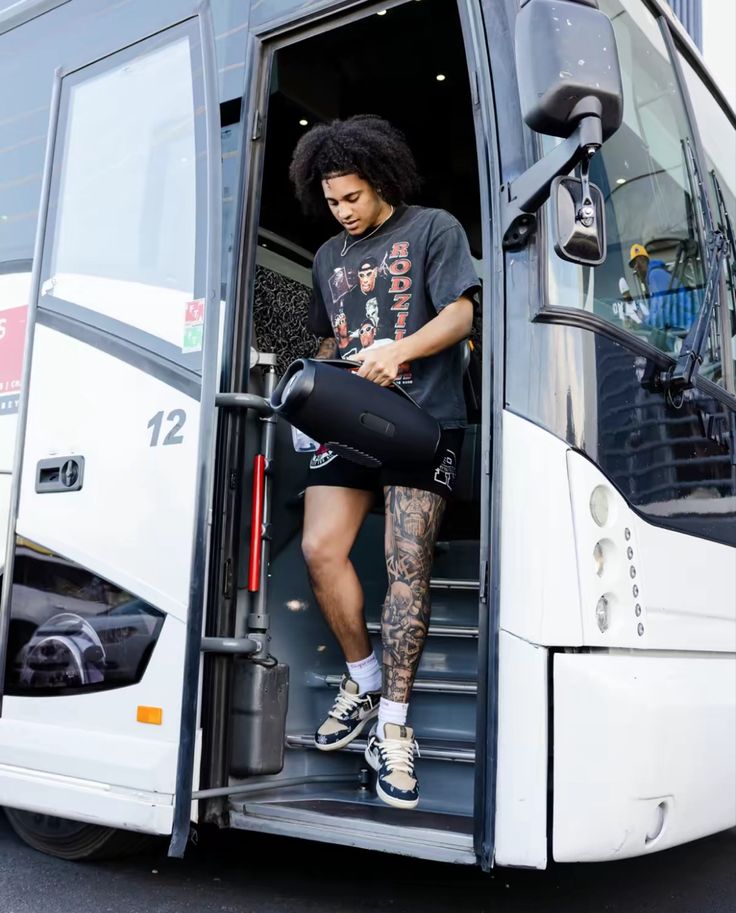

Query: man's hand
left=353, top=295, right=474, bottom=386
left=354, top=342, right=406, bottom=386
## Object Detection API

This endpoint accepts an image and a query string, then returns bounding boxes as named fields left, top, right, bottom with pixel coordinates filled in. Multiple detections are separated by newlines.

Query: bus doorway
left=216, top=0, right=491, bottom=863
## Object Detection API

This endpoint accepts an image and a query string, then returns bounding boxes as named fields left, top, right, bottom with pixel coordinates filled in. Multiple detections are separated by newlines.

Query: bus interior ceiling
left=224, top=1, right=484, bottom=845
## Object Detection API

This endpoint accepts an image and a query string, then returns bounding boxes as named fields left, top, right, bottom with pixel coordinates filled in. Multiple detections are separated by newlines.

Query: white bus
left=0, top=0, right=734, bottom=870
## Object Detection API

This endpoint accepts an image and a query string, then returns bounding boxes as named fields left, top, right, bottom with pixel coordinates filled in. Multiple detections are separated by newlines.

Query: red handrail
left=247, top=454, right=266, bottom=592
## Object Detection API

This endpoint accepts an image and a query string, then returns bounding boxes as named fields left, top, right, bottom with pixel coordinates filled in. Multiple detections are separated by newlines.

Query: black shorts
left=305, top=429, right=464, bottom=499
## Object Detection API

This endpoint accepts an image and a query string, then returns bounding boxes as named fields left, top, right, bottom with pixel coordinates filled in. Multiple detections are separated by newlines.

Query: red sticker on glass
left=185, top=298, right=205, bottom=325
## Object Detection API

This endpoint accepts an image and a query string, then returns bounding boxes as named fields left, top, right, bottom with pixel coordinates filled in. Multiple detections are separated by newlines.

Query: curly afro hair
left=289, top=115, right=420, bottom=218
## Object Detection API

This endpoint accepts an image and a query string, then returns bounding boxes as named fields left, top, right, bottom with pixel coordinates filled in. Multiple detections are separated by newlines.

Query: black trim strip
left=0, top=259, right=32, bottom=276
left=535, top=307, right=736, bottom=413
left=36, top=308, right=201, bottom=401
left=42, top=293, right=205, bottom=375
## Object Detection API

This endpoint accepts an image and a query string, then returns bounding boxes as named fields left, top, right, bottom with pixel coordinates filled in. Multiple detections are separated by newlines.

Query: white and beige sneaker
left=314, top=676, right=380, bottom=751
left=364, top=722, right=420, bottom=809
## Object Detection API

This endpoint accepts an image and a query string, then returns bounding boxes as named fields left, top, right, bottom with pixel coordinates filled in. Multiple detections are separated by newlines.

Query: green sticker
left=182, top=323, right=203, bottom=354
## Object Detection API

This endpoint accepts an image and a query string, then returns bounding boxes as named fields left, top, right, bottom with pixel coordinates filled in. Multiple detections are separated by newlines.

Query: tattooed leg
left=381, top=486, right=446, bottom=703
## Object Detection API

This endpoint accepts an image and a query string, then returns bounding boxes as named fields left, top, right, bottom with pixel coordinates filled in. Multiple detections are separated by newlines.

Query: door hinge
left=479, top=559, right=490, bottom=604
left=223, top=557, right=233, bottom=599
left=252, top=109, right=263, bottom=141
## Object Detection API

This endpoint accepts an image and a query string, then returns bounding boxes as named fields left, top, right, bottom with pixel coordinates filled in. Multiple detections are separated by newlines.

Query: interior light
left=299, top=119, right=308, bottom=126
left=436, top=74, right=446, bottom=82
left=377, top=8, right=387, bottom=14
left=616, top=178, right=627, bottom=185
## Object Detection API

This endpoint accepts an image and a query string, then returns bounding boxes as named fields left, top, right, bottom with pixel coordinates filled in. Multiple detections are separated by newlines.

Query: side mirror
left=502, top=0, right=624, bottom=253
left=550, top=175, right=606, bottom=265
left=516, top=0, right=623, bottom=140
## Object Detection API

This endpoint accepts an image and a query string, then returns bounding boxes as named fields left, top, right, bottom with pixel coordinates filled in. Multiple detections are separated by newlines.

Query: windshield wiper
left=712, top=169, right=736, bottom=303
left=659, top=141, right=732, bottom=398
left=664, top=231, right=727, bottom=395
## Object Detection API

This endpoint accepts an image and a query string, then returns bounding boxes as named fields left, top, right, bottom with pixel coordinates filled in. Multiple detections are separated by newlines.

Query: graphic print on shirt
left=327, top=242, right=414, bottom=381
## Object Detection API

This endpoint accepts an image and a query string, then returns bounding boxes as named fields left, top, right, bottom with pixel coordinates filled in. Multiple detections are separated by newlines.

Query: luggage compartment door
left=0, top=14, right=221, bottom=842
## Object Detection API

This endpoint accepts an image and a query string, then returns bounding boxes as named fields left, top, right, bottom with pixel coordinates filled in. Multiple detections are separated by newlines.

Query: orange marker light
left=137, top=706, right=163, bottom=725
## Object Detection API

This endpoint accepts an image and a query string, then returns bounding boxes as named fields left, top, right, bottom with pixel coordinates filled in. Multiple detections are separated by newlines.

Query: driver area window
left=544, top=0, right=724, bottom=386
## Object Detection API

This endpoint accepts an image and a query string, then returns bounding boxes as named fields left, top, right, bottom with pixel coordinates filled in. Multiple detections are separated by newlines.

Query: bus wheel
left=4, top=808, right=156, bottom=860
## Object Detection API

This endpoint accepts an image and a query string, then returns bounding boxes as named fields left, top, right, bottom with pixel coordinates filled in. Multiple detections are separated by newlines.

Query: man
left=629, top=242, right=696, bottom=334
left=289, top=115, right=478, bottom=810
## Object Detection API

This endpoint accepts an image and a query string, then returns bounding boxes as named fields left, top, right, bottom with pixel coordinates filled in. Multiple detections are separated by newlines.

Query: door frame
left=222, top=0, right=502, bottom=867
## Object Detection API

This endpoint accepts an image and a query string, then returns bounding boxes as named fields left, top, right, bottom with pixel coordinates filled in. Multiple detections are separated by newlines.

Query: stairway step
left=286, top=734, right=475, bottom=763
left=286, top=735, right=475, bottom=764
left=228, top=793, right=475, bottom=864
left=365, top=622, right=478, bottom=639
left=322, top=674, right=477, bottom=695
left=430, top=577, right=479, bottom=591
left=432, top=540, right=481, bottom=580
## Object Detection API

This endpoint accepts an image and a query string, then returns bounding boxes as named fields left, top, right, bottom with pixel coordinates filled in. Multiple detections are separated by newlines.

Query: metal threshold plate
left=229, top=794, right=475, bottom=865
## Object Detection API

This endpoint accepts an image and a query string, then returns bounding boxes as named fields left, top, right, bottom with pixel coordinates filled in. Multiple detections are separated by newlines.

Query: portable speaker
left=270, top=359, right=441, bottom=468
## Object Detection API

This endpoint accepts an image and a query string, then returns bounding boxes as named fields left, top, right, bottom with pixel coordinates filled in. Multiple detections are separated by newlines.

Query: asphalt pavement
left=0, top=814, right=734, bottom=913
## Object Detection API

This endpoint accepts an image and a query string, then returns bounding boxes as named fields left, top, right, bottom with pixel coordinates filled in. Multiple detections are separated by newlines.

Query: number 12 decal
left=148, top=409, right=186, bottom=447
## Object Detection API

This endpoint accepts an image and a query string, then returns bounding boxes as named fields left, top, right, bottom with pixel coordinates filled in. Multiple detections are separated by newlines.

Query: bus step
left=322, top=674, right=477, bottom=695
left=430, top=577, right=480, bottom=591
left=365, top=622, right=478, bottom=639
left=228, top=796, right=475, bottom=865
left=286, top=734, right=475, bottom=763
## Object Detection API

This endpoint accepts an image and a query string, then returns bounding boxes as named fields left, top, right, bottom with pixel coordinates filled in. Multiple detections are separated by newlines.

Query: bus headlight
left=590, top=485, right=613, bottom=527
left=596, top=595, right=611, bottom=633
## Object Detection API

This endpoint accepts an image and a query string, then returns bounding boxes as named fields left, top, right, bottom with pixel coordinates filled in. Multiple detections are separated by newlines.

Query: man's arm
left=354, top=295, right=474, bottom=386
left=315, top=336, right=337, bottom=359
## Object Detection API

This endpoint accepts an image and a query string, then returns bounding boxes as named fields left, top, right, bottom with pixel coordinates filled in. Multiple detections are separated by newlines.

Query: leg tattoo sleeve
left=382, top=486, right=446, bottom=703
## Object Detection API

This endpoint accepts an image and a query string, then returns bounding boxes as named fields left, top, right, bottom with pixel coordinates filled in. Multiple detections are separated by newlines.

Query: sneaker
left=314, top=676, right=380, bottom=751
left=364, top=722, right=420, bottom=809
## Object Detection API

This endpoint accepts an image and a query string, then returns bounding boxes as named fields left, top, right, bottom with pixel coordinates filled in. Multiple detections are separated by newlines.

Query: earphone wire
left=340, top=205, right=395, bottom=257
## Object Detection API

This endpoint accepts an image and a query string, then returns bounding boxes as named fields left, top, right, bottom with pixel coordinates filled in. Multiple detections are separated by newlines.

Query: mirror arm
left=502, top=113, right=602, bottom=251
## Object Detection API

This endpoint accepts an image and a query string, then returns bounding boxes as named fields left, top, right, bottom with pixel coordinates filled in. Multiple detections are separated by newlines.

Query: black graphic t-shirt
left=309, top=205, right=479, bottom=428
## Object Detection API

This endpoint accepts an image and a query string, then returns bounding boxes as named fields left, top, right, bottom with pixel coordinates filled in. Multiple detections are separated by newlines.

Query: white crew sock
left=377, top=697, right=409, bottom=739
left=346, top=653, right=382, bottom=694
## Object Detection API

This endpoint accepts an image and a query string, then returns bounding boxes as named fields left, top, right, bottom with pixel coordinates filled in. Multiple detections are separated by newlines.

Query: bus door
left=0, top=14, right=221, bottom=843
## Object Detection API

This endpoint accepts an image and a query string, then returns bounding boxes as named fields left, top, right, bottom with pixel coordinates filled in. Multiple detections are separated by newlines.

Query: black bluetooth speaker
left=270, top=359, right=440, bottom=468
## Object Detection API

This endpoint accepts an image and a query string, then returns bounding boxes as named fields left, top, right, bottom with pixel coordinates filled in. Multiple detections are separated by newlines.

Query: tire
left=4, top=807, right=157, bottom=861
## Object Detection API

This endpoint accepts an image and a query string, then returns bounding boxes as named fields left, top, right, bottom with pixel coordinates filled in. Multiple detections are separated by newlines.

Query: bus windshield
left=544, top=0, right=724, bottom=384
